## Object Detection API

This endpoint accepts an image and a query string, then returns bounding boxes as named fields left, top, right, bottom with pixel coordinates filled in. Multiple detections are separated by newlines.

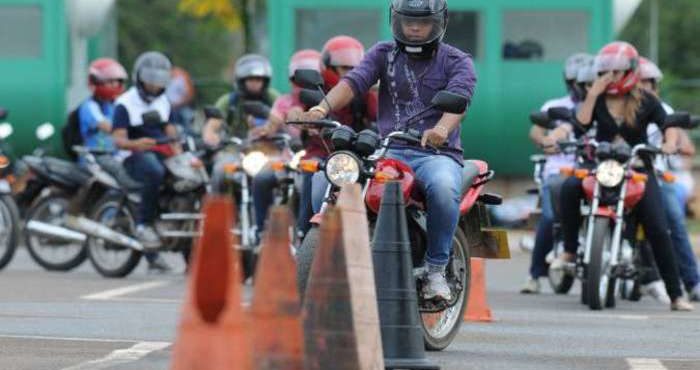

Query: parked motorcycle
left=290, top=69, right=509, bottom=351
left=0, top=108, right=20, bottom=269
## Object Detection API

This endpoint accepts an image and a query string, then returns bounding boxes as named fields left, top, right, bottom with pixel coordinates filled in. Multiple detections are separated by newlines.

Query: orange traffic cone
left=303, top=185, right=384, bottom=370
left=170, top=196, right=252, bottom=370
left=463, top=258, right=493, bottom=322
left=250, top=207, right=304, bottom=370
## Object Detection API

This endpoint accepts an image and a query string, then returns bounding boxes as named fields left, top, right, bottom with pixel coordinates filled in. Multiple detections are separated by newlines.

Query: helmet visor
left=594, top=54, right=632, bottom=74
left=139, top=67, right=171, bottom=88
left=328, top=48, right=364, bottom=68
left=391, top=11, right=446, bottom=46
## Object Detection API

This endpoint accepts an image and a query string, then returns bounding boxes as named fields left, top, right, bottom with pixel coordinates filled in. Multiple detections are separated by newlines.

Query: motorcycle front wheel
left=587, top=217, right=614, bottom=310
left=86, top=194, right=142, bottom=278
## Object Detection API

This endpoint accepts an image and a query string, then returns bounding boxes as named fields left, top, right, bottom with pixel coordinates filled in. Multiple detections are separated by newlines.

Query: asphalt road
left=0, top=242, right=698, bottom=370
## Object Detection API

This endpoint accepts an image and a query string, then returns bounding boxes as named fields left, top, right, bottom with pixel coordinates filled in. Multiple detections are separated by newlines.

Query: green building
left=0, top=0, right=116, bottom=155
left=266, top=0, right=625, bottom=175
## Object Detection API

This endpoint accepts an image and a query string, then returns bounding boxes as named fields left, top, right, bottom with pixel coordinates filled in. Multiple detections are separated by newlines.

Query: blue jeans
left=529, top=175, right=559, bottom=279
left=252, top=169, right=277, bottom=232
left=662, top=182, right=700, bottom=291
left=297, top=172, right=316, bottom=236
left=124, top=151, right=165, bottom=226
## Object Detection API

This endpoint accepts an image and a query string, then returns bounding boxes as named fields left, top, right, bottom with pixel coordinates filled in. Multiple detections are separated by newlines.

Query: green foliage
left=619, top=0, right=700, bottom=111
left=117, top=0, right=238, bottom=104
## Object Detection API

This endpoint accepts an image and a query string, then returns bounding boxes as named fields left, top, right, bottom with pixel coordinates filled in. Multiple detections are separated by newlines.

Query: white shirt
left=540, top=95, right=577, bottom=178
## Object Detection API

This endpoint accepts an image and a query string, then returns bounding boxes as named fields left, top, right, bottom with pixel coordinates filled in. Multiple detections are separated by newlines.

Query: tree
left=178, top=0, right=258, bottom=52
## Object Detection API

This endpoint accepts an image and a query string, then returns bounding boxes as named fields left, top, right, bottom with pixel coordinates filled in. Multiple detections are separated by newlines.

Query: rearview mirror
left=242, top=101, right=271, bottom=119
left=0, top=107, right=7, bottom=120
left=529, top=111, right=555, bottom=129
left=430, top=91, right=468, bottom=114
left=293, top=69, right=323, bottom=90
left=36, top=122, right=55, bottom=141
left=0, top=123, right=13, bottom=140
left=547, top=107, right=573, bottom=121
left=299, top=89, right=324, bottom=108
left=142, top=110, right=163, bottom=126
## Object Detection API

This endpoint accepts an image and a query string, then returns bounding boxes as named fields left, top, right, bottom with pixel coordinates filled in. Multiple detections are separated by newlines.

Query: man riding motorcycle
left=298, top=0, right=477, bottom=301
left=640, top=57, right=700, bottom=301
left=520, top=53, right=592, bottom=294
left=112, top=51, right=180, bottom=272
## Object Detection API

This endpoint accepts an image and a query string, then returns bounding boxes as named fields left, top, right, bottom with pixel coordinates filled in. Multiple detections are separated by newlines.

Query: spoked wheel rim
left=27, top=198, right=85, bottom=265
left=89, top=200, right=137, bottom=272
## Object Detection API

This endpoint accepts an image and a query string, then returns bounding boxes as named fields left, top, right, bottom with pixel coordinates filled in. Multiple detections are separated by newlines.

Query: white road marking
left=60, top=341, right=170, bottom=370
left=0, top=334, right=141, bottom=343
left=81, top=281, right=170, bottom=301
left=626, top=358, right=668, bottom=370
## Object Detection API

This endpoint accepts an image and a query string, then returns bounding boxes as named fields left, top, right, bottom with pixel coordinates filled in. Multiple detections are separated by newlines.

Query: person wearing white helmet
left=520, top=53, right=593, bottom=294
left=641, top=57, right=700, bottom=301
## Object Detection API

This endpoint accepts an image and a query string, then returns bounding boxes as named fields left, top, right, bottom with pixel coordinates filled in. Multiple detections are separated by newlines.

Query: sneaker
left=549, top=253, right=575, bottom=271
left=520, top=277, right=540, bottom=294
left=422, top=272, right=452, bottom=301
left=147, top=254, right=171, bottom=273
left=671, top=297, right=694, bottom=311
left=640, top=280, right=671, bottom=304
left=688, top=284, right=700, bottom=302
left=519, top=235, right=534, bottom=252
left=136, top=225, right=161, bottom=249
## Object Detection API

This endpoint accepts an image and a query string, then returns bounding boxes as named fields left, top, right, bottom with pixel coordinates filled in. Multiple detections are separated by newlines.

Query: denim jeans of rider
left=297, top=172, right=315, bottom=236
left=123, top=151, right=166, bottom=264
left=252, top=168, right=277, bottom=233
left=661, top=182, right=700, bottom=291
left=388, top=149, right=462, bottom=267
left=560, top=173, right=683, bottom=300
left=529, top=175, right=558, bottom=279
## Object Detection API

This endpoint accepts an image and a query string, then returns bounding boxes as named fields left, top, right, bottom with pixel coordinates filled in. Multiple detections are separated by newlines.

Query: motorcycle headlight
left=595, top=160, right=625, bottom=187
left=325, top=152, right=361, bottom=187
left=242, top=151, right=269, bottom=177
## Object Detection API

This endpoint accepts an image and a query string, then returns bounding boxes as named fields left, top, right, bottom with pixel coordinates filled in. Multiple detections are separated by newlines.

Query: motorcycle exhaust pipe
left=25, top=220, right=87, bottom=243
left=64, top=215, right=144, bottom=251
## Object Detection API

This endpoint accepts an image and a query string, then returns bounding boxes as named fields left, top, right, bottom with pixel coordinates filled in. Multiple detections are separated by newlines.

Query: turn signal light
left=299, top=160, right=319, bottom=173
left=662, top=171, right=676, bottom=183
left=374, top=171, right=399, bottom=183
left=560, top=167, right=574, bottom=177
left=631, top=172, right=648, bottom=183
left=270, top=161, right=285, bottom=172
left=574, top=169, right=590, bottom=179
left=223, top=163, right=239, bottom=174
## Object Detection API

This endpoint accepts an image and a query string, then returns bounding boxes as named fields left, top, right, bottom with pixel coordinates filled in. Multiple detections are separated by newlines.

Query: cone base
left=384, top=358, right=441, bottom=370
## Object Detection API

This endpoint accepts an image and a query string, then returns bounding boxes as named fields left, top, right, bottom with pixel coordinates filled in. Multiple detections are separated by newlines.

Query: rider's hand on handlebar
left=421, top=126, right=449, bottom=148
left=295, top=108, right=326, bottom=124
left=540, top=136, right=559, bottom=154
left=662, top=141, right=678, bottom=155
left=134, top=137, right=157, bottom=151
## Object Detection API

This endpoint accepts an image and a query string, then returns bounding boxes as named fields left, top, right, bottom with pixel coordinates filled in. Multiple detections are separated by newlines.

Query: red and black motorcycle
left=289, top=70, right=509, bottom=350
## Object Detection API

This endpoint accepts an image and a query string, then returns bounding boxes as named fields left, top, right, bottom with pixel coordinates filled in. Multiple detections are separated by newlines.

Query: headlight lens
left=595, top=160, right=625, bottom=187
left=242, top=151, right=269, bottom=177
left=325, top=152, right=360, bottom=187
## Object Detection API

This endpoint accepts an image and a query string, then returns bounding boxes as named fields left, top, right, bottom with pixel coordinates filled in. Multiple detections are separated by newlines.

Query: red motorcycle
left=289, top=71, right=508, bottom=350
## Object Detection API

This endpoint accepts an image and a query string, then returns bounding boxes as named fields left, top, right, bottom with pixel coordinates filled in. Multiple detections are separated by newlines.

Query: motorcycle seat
left=460, top=160, right=481, bottom=195
left=43, top=157, right=92, bottom=187
left=94, top=156, right=143, bottom=191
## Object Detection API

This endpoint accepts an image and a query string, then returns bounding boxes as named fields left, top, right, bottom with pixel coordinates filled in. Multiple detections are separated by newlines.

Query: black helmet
left=132, top=51, right=172, bottom=103
left=234, top=54, right=272, bottom=98
left=390, top=0, right=448, bottom=58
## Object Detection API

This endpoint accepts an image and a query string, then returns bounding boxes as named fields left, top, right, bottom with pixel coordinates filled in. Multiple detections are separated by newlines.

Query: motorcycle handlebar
left=286, top=120, right=341, bottom=129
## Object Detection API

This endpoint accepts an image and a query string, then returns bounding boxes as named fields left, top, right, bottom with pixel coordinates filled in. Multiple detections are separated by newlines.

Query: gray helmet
left=576, top=64, right=596, bottom=85
left=234, top=54, right=272, bottom=81
left=564, top=53, right=593, bottom=81
left=132, top=51, right=172, bottom=88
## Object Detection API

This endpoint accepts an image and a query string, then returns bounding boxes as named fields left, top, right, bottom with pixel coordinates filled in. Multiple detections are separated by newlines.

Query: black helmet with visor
left=390, top=0, right=448, bottom=58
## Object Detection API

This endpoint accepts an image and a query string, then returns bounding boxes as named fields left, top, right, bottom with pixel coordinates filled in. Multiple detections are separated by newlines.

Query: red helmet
left=321, top=36, right=365, bottom=88
left=288, top=49, right=322, bottom=80
left=593, top=41, right=640, bottom=96
left=638, top=57, right=663, bottom=82
left=88, top=58, right=127, bottom=101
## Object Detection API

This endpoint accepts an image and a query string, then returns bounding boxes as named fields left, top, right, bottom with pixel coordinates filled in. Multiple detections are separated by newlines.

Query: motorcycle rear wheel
left=0, top=195, right=20, bottom=270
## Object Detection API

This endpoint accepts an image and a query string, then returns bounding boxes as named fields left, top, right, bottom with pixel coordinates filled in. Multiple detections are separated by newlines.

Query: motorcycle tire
left=587, top=217, right=612, bottom=310
left=0, top=194, right=20, bottom=269
left=422, top=228, right=470, bottom=352
left=296, top=225, right=319, bottom=298
left=86, top=194, right=142, bottom=278
left=25, top=193, right=87, bottom=271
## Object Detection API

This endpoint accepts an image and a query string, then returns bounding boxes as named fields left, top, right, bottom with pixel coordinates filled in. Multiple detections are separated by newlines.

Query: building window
left=444, top=11, right=482, bottom=58
left=295, top=9, right=380, bottom=51
left=503, top=11, right=589, bottom=61
left=0, top=5, right=43, bottom=58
